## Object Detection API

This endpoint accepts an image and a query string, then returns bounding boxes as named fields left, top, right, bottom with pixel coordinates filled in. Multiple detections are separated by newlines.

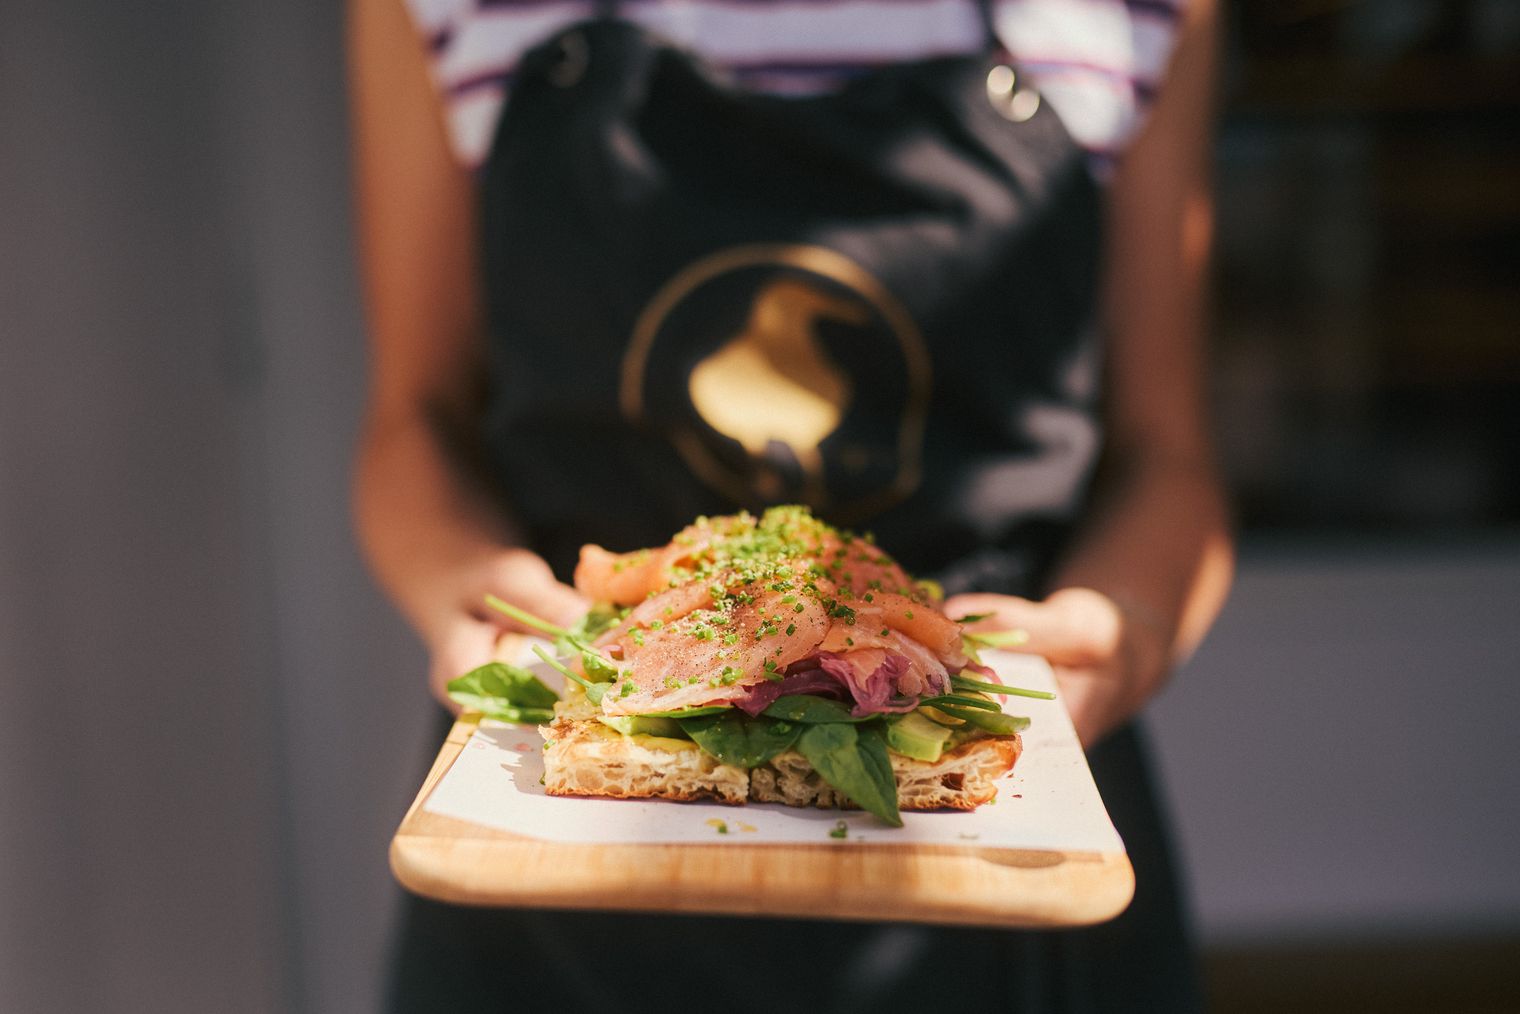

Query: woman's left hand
left=941, top=587, right=1170, bottom=748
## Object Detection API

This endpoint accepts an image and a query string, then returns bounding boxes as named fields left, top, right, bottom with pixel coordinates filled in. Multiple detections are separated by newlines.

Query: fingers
left=426, top=547, right=594, bottom=708
left=942, top=589, right=1121, bottom=668
left=466, top=548, right=591, bottom=631
left=428, top=617, right=500, bottom=710
left=943, top=592, right=1037, bottom=631
left=1049, top=663, right=1127, bottom=748
left=429, top=622, right=555, bottom=712
left=529, top=579, right=593, bottom=629
left=944, top=591, right=1132, bottom=745
left=948, top=593, right=1083, bottom=663
left=491, top=631, right=538, bottom=665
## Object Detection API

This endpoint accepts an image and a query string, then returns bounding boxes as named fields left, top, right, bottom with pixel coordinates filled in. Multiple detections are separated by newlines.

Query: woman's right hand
left=424, top=548, right=589, bottom=710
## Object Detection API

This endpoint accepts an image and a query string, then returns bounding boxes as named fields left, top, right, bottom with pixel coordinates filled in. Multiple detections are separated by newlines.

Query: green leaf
left=451, top=661, right=560, bottom=708
left=446, top=661, right=560, bottom=723
left=679, top=712, right=802, bottom=768
left=446, top=691, right=553, bottom=723
left=761, top=695, right=873, bottom=724
left=480, top=704, right=557, bottom=724
left=795, top=723, right=902, bottom=826
left=950, top=674, right=1056, bottom=700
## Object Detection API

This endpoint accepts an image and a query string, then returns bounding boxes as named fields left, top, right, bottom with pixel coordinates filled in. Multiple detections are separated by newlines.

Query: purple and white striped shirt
left=405, top=0, right=1186, bottom=177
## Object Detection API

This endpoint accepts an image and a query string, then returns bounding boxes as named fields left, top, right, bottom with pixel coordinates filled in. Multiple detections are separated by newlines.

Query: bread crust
left=749, top=736, right=1021, bottom=811
left=541, top=717, right=750, bottom=805
left=540, top=715, right=1021, bottom=812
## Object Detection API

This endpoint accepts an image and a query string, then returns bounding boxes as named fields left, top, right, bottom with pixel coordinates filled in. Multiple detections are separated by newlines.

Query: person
left=349, top=0, right=1234, bottom=1009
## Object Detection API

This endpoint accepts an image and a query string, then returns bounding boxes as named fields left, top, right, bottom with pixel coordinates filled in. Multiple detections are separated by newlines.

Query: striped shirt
left=405, top=0, right=1186, bottom=177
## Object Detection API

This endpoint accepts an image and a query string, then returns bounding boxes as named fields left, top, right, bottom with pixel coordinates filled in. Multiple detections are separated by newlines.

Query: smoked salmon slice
left=601, top=590, right=830, bottom=716
left=572, top=507, right=964, bottom=717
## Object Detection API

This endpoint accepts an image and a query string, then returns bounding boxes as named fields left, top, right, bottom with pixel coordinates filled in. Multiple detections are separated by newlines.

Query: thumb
left=429, top=617, right=501, bottom=711
left=942, top=590, right=1119, bottom=667
left=942, top=591, right=1047, bottom=653
left=471, top=549, right=592, bottom=632
left=534, top=580, right=592, bottom=630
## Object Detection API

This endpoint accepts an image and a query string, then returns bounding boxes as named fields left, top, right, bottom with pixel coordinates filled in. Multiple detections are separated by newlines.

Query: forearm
left=353, top=402, right=521, bottom=641
left=1049, top=447, right=1234, bottom=713
left=1043, top=0, right=1228, bottom=727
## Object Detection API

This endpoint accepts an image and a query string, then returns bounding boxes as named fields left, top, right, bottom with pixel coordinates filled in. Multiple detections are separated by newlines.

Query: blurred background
left=1, top=1, right=1516, bottom=1011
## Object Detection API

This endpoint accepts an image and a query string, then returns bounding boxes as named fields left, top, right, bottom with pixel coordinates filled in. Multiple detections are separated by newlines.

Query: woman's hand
left=423, top=549, right=589, bottom=710
left=942, top=587, right=1171, bottom=747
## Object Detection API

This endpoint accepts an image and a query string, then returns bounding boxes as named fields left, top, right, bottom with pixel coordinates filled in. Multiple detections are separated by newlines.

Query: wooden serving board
left=390, top=715, right=1135, bottom=928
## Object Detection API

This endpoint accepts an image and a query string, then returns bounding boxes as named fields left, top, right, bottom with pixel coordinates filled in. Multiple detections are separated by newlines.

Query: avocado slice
left=597, top=714, right=687, bottom=738
left=886, top=711, right=953, bottom=762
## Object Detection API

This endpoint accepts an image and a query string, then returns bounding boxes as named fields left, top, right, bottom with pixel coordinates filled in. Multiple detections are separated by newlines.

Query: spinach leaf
left=795, top=723, right=902, bottom=827
left=761, top=695, right=872, bottom=724
left=679, top=712, right=802, bottom=768
left=470, top=704, right=556, bottom=724
left=446, top=662, right=558, bottom=724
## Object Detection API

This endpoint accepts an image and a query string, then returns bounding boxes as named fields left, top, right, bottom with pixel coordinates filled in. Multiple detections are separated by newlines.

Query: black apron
left=390, top=8, right=1202, bottom=1010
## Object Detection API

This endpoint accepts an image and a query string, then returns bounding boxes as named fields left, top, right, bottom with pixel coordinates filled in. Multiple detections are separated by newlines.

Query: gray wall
left=1150, top=538, right=1520, bottom=943
left=1, top=4, right=1516, bottom=1013
left=1, top=4, right=427, bottom=1013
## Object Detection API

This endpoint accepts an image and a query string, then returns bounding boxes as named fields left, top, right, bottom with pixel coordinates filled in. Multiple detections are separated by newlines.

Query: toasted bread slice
left=539, top=710, right=1020, bottom=812
left=542, top=717, right=751, bottom=805
left=749, top=736, right=1020, bottom=812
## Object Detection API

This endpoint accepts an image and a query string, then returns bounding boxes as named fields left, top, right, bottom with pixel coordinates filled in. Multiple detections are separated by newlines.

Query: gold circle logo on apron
left=621, top=244, right=930, bottom=519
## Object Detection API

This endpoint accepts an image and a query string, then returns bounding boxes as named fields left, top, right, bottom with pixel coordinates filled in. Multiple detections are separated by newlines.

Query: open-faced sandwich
left=447, top=506, right=1050, bottom=826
